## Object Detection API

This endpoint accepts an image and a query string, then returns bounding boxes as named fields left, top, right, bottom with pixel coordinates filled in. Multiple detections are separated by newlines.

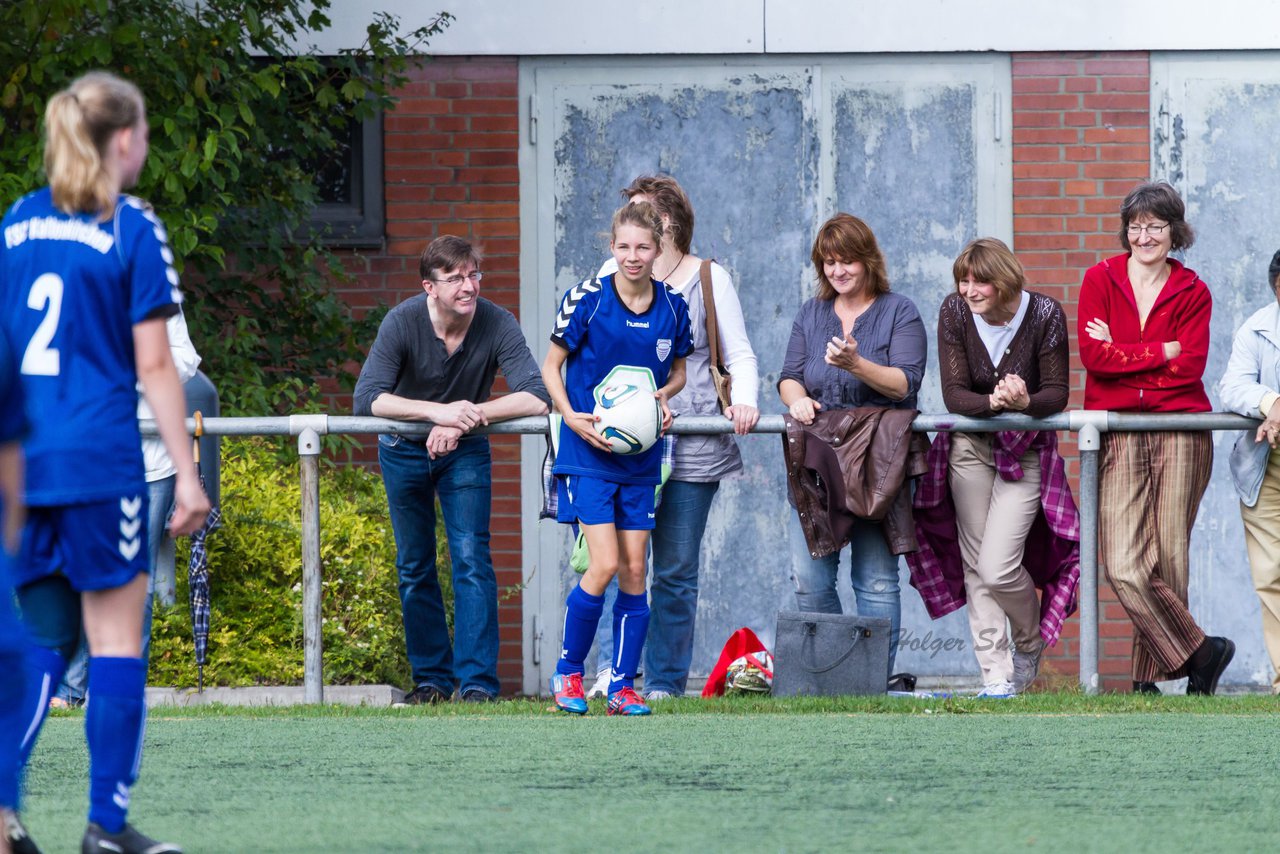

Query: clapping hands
left=989, top=373, right=1030, bottom=412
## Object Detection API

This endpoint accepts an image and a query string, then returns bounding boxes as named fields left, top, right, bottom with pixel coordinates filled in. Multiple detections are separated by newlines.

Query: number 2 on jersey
left=21, top=273, right=63, bottom=376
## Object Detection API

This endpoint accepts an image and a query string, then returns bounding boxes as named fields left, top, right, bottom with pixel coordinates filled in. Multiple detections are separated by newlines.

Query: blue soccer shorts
left=556, top=474, right=656, bottom=531
left=15, top=494, right=151, bottom=592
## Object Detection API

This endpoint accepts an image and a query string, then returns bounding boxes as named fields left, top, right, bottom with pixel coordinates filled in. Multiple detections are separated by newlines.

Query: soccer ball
left=592, top=366, right=661, bottom=455
left=725, top=650, right=774, bottom=695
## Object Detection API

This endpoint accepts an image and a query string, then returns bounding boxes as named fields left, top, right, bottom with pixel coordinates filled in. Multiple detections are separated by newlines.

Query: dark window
left=309, top=110, right=384, bottom=248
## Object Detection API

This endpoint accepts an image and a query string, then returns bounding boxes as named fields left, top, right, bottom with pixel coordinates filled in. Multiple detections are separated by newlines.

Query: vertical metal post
left=1077, top=421, right=1102, bottom=695
left=299, top=426, right=324, bottom=704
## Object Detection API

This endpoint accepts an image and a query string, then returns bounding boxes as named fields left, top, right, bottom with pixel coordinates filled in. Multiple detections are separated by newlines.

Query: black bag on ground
left=772, top=611, right=891, bottom=697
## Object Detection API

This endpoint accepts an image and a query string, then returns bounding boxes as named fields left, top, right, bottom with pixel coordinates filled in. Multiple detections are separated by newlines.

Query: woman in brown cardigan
left=937, top=237, right=1070, bottom=696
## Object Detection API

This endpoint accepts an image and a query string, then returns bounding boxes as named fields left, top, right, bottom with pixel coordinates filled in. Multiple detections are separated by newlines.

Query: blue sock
left=86, top=657, right=146, bottom=833
left=0, top=649, right=26, bottom=810
left=556, top=585, right=604, bottom=677
left=609, top=591, right=650, bottom=695
left=17, top=644, right=67, bottom=768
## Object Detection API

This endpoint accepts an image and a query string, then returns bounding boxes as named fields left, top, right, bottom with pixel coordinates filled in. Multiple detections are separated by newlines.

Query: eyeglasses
left=432, top=270, right=483, bottom=287
left=1126, top=223, right=1169, bottom=236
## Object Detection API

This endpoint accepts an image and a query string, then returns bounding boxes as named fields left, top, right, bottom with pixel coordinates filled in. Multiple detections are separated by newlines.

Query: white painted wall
left=312, top=0, right=1280, bottom=55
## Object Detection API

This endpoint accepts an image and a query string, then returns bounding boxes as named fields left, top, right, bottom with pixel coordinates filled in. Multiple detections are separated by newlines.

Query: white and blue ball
left=592, top=367, right=661, bottom=455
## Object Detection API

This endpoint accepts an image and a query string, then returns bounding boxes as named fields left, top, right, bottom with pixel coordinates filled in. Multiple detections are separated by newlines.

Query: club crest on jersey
left=656, top=338, right=672, bottom=361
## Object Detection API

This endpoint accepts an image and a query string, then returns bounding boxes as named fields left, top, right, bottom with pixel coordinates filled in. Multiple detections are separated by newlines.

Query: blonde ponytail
left=44, top=72, right=144, bottom=219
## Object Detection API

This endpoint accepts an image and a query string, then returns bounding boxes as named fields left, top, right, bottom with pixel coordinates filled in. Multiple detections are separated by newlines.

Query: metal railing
left=154, top=409, right=1261, bottom=700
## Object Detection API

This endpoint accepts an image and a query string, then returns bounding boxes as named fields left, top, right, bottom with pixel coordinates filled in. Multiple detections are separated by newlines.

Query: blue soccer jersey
left=550, top=274, right=692, bottom=485
left=0, top=188, right=180, bottom=505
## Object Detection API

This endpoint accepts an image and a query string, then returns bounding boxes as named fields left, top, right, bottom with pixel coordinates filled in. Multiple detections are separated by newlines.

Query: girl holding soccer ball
left=541, top=202, right=692, bottom=716
left=0, top=72, right=209, bottom=854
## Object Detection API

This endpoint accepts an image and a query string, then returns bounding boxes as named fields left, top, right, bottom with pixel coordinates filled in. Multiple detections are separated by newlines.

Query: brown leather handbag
left=699, top=259, right=732, bottom=412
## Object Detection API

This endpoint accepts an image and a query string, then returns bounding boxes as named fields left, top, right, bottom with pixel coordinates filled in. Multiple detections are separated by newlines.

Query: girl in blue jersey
left=0, top=72, right=209, bottom=854
left=541, top=201, right=692, bottom=716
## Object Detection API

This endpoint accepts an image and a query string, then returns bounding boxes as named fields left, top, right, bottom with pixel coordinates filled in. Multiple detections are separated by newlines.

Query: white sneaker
left=587, top=668, right=610, bottom=699
left=1012, top=647, right=1043, bottom=694
left=976, top=680, right=1017, bottom=698
left=645, top=689, right=676, bottom=701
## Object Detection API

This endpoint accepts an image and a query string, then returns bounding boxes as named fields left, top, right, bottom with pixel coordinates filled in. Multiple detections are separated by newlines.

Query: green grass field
left=21, top=694, right=1280, bottom=853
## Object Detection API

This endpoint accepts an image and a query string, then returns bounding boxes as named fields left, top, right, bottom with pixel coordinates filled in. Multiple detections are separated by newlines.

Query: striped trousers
left=1099, top=431, right=1211, bottom=682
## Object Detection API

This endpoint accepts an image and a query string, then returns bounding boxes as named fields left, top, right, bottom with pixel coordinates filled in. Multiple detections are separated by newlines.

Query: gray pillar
left=1076, top=420, right=1102, bottom=695
left=298, top=425, right=324, bottom=704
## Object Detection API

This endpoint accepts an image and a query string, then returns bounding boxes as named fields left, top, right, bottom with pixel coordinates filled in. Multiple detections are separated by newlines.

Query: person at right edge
left=1218, top=248, right=1280, bottom=695
left=1078, top=181, right=1234, bottom=695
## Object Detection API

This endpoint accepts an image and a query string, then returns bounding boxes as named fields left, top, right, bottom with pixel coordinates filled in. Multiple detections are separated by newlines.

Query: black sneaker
left=459, top=688, right=496, bottom=703
left=400, top=684, right=451, bottom=705
left=3, top=810, right=43, bottom=854
left=1187, top=636, right=1235, bottom=696
left=81, top=822, right=182, bottom=854
left=1133, top=681, right=1161, bottom=695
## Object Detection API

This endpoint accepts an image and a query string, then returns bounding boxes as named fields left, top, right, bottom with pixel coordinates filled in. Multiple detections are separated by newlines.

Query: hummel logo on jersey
left=626, top=319, right=650, bottom=329
left=119, top=495, right=142, bottom=560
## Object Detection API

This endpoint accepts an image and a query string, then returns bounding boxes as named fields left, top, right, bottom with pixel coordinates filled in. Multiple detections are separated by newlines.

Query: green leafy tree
left=0, top=0, right=451, bottom=414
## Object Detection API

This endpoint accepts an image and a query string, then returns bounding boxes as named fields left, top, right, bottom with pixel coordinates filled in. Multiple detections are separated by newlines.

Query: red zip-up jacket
left=1078, top=254, right=1211, bottom=412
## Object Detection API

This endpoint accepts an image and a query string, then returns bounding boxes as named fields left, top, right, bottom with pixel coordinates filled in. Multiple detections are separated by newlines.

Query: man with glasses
left=355, top=235, right=550, bottom=703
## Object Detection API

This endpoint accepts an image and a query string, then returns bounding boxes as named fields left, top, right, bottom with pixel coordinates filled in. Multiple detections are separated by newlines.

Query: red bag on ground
left=702, top=627, right=769, bottom=697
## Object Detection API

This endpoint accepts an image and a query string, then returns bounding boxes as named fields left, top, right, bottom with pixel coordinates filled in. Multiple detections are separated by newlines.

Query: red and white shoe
left=607, top=686, right=651, bottom=716
left=550, top=673, right=588, bottom=715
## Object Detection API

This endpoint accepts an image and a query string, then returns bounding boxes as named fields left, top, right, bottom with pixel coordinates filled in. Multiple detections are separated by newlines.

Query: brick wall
left=333, top=57, right=526, bottom=692
left=1011, top=51, right=1150, bottom=691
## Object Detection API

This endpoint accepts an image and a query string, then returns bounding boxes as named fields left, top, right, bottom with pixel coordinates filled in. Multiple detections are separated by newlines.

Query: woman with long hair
left=542, top=201, right=691, bottom=716
left=586, top=174, right=760, bottom=700
left=779, top=213, right=927, bottom=671
left=0, top=71, right=209, bottom=853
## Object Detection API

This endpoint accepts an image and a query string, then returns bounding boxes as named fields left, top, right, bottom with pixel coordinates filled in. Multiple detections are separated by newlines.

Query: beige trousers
left=1099, top=431, right=1211, bottom=682
left=949, top=433, right=1044, bottom=685
left=1240, top=447, right=1280, bottom=695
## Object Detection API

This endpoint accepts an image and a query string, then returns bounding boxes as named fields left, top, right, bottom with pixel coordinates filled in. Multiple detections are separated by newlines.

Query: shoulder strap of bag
left=699, top=259, right=724, bottom=368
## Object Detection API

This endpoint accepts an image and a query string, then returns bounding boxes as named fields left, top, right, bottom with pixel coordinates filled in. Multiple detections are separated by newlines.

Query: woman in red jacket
left=1078, top=181, right=1234, bottom=695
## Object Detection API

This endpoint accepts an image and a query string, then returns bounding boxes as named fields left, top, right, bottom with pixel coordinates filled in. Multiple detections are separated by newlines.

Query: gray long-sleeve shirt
left=353, top=294, right=549, bottom=429
left=780, top=292, right=927, bottom=411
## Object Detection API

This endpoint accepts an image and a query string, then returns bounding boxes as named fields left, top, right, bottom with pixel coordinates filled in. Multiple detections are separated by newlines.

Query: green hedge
left=149, top=439, right=451, bottom=688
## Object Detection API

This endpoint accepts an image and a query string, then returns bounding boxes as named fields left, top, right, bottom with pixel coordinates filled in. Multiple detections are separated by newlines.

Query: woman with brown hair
left=936, top=237, right=1071, bottom=696
left=779, top=212, right=927, bottom=669
left=1079, top=181, right=1234, bottom=695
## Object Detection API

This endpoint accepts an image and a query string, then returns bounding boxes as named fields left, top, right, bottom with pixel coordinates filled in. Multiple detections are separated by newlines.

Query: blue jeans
left=56, top=476, right=173, bottom=701
left=592, top=480, right=721, bottom=694
left=646, top=480, right=719, bottom=694
left=379, top=434, right=499, bottom=697
left=788, top=513, right=902, bottom=671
